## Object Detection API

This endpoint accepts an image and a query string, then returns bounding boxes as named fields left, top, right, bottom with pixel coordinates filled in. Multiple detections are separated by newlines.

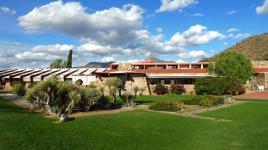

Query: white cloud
left=32, top=44, right=74, bottom=55
left=18, top=1, right=144, bottom=46
left=178, top=50, right=206, bottom=59
left=191, top=13, right=203, bottom=17
left=156, top=0, right=198, bottom=13
left=14, top=44, right=73, bottom=62
left=78, top=43, right=113, bottom=55
left=0, top=6, right=16, bottom=15
left=101, top=56, right=115, bottom=62
left=226, top=10, right=236, bottom=15
left=227, top=28, right=239, bottom=33
left=256, top=0, right=268, bottom=14
left=13, top=1, right=228, bottom=68
left=166, top=24, right=225, bottom=47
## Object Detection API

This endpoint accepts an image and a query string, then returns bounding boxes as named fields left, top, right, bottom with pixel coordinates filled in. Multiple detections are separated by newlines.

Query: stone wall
left=125, top=77, right=150, bottom=95
left=265, top=73, right=268, bottom=89
left=252, top=61, right=268, bottom=68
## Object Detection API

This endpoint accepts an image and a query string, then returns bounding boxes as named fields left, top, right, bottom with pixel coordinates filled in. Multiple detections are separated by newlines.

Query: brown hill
left=203, top=33, right=268, bottom=61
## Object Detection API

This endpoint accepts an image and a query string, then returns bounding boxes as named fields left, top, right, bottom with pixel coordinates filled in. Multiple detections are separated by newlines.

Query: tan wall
left=265, top=73, right=268, bottom=89
left=125, top=77, right=150, bottom=95
left=252, top=61, right=268, bottom=68
left=3, top=82, right=12, bottom=91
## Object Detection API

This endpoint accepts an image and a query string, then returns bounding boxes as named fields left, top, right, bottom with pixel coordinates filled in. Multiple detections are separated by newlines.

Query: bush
left=199, top=95, right=224, bottom=107
left=183, top=95, right=224, bottom=106
left=149, top=102, right=181, bottom=112
left=194, top=77, right=225, bottom=95
left=153, top=84, right=169, bottom=95
left=199, top=96, right=213, bottom=107
left=183, top=96, right=202, bottom=105
left=170, top=84, right=186, bottom=95
left=12, top=82, right=26, bottom=97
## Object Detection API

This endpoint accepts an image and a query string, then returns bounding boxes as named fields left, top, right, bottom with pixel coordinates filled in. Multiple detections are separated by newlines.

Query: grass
left=1, top=96, right=268, bottom=150
left=136, top=94, right=194, bottom=104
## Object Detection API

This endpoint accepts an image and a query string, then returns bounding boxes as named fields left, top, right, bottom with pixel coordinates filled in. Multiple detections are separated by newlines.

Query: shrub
left=199, top=96, right=213, bottom=107
left=183, top=95, right=224, bottom=106
left=194, top=77, right=225, bottom=95
left=170, top=84, right=186, bottom=95
left=183, top=96, right=202, bottom=105
left=199, top=95, right=225, bottom=107
left=153, top=84, right=169, bottom=95
left=12, top=82, right=26, bottom=97
left=149, top=102, right=181, bottom=112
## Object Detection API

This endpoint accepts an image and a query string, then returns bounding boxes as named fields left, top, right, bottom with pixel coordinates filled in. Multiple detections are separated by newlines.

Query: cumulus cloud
left=0, top=6, right=16, bottom=15
left=191, top=13, right=203, bottom=17
left=32, top=44, right=74, bottom=55
left=156, top=0, right=198, bottom=13
left=256, top=0, right=268, bottom=14
left=15, top=52, right=61, bottom=62
left=166, top=24, right=225, bottom=47
left=178, top=50, right=206, bottom=59
left=13, top=1, right=227, bottom=67
left=15, top=44, right=73, bottom=62
left=18, top=1, right=144, bottom=46
left=226, top=10, right=236, bottom=15
left=101, top=56, right=116, bottom=62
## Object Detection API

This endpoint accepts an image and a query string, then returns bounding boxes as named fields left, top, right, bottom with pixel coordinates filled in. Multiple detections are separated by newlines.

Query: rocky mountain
left=77, top=61, right=114, bottom=68
left=203, top=33, right=268, bottom=61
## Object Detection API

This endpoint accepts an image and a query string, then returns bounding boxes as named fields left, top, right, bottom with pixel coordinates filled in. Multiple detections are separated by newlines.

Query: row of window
left=148, top=78, right=195, bottom=85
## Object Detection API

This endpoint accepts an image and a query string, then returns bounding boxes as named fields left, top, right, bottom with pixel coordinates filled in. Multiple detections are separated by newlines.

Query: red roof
left=254, top=68, right=268, bottom=73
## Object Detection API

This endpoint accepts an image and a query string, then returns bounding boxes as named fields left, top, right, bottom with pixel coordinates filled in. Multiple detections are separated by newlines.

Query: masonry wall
left=252, top=61, right=268, bottom=68
left=265, top=73, right=268, bottom=89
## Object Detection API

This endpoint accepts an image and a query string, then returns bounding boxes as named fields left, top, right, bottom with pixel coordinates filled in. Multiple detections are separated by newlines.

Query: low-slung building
left=1, top=59, right=268, bottom=95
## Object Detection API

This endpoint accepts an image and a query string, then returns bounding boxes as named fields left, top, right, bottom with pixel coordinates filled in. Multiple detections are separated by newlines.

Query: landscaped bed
left=1, top=95, right=268, bottom=150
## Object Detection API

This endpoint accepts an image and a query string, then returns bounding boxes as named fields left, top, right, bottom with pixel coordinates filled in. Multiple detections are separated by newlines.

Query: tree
left=104, top=77, right=120, bottom=103
left=66, top=50, right=73, bottom=68
left=49, top=59, right=65, bottom=68
left=213, top=51, right=253, bottom=95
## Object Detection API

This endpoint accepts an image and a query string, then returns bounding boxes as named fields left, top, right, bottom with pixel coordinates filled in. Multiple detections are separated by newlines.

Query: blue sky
left=0, top=0, right=268, bottom=68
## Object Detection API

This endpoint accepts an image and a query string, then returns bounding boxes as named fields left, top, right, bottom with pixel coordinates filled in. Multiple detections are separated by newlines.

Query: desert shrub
left=194, top=77, right=225, bottom=95
left=12, top=82, right=26, bottom=97
left=183, top=95, right=224, bottom=106
left=183, top=96, right=202, bottom=105
left=78, top=87, right=101, bottom=111
left=199, top=96, right=213, bottom=107
left=153, top=84, right=169, bottom=95
left=199, top=95, right=224, bottom=107
left=170, top=84, right=186, bottom=95
left=149, top=102, right=181, bottom=112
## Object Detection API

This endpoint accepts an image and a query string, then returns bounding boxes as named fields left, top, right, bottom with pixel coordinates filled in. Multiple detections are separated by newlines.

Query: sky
left=0, top=0, right=268, bottom=68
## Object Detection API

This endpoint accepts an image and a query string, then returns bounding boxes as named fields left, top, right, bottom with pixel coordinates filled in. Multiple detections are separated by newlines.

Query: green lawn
left=136, top=94, right=194, bottom=104
left=1, top=96, right=268, bottom=150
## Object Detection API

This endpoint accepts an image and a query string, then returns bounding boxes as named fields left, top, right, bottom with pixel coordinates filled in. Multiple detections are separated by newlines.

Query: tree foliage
left=104, top=77, right=120, bottom=103
left=49, top=59, right=66, bottom=68
left=214, top=51, right=252, bottom=84
left=66, top=50, right=72, bottom=68
left=207, top=51, right=253, bottom=95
